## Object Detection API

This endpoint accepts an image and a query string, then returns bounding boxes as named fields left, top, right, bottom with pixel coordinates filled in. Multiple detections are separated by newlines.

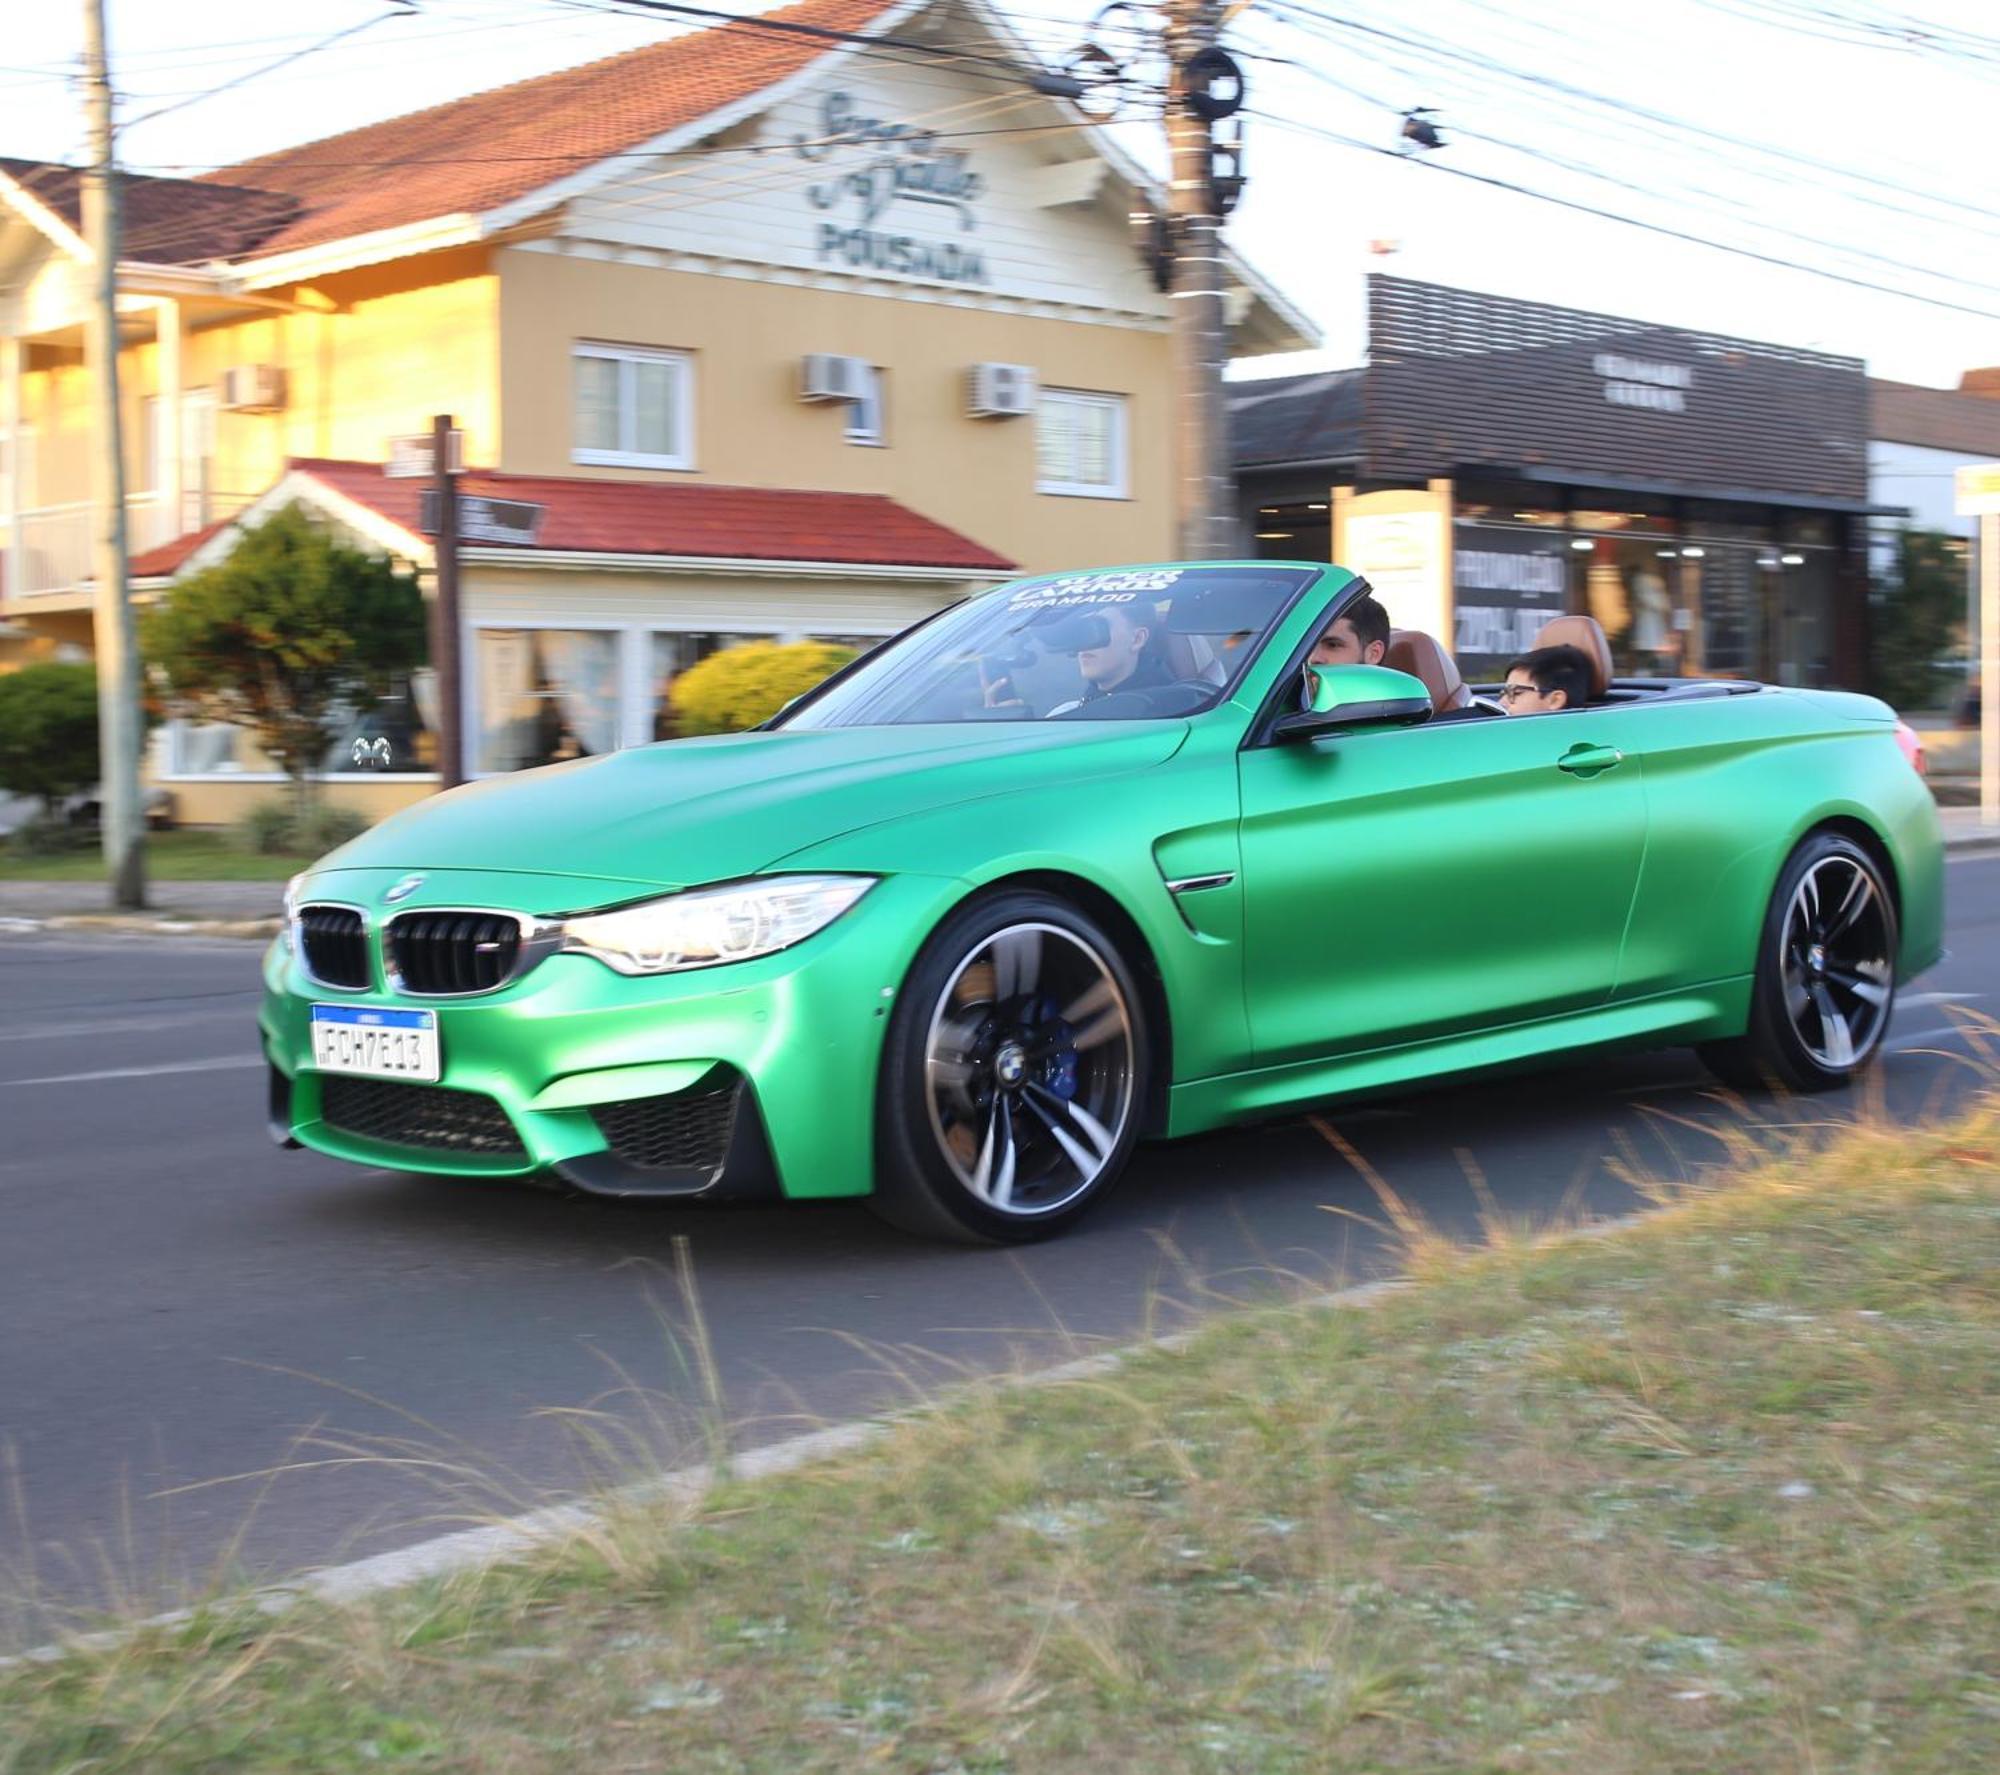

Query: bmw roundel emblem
left=384, top=873, right=425, bottom=905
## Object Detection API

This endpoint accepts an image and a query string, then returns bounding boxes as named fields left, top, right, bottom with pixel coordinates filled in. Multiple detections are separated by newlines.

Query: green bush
left=667, top=641, right=857, bottom=737
left=295, top=804, right=369, bottom=855
left=235, top=800, right=297, bottom=855
left=5, top=815, right=95, bottom=857
left=0, top=662, right=100, bottom=813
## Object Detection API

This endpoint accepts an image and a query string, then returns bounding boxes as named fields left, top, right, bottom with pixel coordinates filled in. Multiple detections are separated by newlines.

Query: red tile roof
left=129, top=516, right=238, bottom=579
left=0, top=157, right=300, bottom=266
left=201, top=0, right=899, bottom=259
left=290, top=457, right=1013, bottom=572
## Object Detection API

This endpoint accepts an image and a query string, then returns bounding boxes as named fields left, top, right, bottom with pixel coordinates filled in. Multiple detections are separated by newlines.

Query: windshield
left=777, top=565, right=1322, bottom=729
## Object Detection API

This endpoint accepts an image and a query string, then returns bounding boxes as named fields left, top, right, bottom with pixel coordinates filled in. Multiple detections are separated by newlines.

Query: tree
left=141, top=504, right=427, bottom=812
left=669, top=640, right=857, bottom=736
left=0, top=662, right=101, bottom=814
left=1869, top=528, right=1966, bottom=713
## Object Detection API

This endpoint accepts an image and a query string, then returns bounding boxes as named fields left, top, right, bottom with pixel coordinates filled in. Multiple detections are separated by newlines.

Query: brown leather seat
left=1384, top=628, right=1471, bottom=713
left=1532, top=615, right=1614, bottom=699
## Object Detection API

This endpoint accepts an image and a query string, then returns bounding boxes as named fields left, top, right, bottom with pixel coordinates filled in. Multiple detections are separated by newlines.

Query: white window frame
left=1036, top=388, right=1129, bottom=500
left=845, top=364, right=886, bottom=448
left=571, top=342, right=695, bottom=471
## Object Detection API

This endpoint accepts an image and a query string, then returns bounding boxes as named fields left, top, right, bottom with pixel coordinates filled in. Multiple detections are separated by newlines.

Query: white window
left=846, top=365, right=886, bottom=447
left=1037, top=389, right=1128, bottom=499
left=572, top=343, right=694, bottom=470
left=474, top=627, right=623, bottom=773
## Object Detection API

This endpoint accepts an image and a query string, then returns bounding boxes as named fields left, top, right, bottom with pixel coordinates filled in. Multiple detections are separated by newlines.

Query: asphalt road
left=3, top=854, right=1995, bottom=1639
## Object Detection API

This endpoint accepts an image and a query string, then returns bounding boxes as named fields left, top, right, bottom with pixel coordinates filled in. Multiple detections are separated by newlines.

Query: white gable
left=548, top=55, right=1169, bottom=325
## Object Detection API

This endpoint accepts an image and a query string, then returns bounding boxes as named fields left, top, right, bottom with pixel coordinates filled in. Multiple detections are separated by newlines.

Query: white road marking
left=2, top=1054, right=264, bottom=1087
left=1897, top=991, right=1981, bottom=1011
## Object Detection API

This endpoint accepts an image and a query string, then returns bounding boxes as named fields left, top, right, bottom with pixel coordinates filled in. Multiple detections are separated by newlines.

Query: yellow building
left=0, top=0, right=1311, bottom=822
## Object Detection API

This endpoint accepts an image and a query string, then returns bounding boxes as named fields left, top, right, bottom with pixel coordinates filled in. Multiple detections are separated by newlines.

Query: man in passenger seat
left=1500, top=645, right=1593, bottom=715
left=1309, top=593, right=1390, bottom=668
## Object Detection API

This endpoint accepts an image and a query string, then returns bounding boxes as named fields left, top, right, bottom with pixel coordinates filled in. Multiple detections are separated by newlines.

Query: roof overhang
left=164, top=466, right=1010, bottom=583
left=0, top=166, right=88, bottom=259
left=1510, top=464, right=1897, bottom=517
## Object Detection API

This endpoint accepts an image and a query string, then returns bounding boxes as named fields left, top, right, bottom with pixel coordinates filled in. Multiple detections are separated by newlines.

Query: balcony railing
left=3, top=491, right=250, bottom=600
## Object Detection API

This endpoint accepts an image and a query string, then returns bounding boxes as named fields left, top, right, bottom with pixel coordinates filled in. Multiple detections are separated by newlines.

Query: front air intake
left=319, top=1076, right=524, bottom=1156
left=298, top=905, right=370, bottom=989
left=387, top=910, right=523, bottom=995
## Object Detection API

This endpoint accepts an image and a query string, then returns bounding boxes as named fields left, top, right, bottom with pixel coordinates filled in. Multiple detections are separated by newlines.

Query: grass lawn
left=5, top=1100, right=1998, bottom=1772
left=0, top=828, right=304, bottom=882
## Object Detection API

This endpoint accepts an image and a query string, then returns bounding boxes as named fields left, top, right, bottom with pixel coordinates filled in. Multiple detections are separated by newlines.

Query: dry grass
left=5, top=1096, right=1999, bottom=1772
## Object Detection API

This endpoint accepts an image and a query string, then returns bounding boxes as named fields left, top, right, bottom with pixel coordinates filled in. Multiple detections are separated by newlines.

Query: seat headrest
left=1532, top=615, right=1613, bottom=698
left=1384, top=628, right=1471, bottom=713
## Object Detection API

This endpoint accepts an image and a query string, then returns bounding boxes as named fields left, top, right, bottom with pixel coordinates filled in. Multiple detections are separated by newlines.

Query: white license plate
left=309, top=1005, right=440, bottom=1083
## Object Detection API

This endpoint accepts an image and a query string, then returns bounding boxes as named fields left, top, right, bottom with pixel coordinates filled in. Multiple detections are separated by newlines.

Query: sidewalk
left=0, top=878, right=283, bottom=937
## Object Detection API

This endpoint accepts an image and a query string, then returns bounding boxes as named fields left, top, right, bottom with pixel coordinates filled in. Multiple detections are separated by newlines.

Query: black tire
left=870, top=889, right=1150, bottom=1244
left=1699, top=831, right=1898, bottom=1093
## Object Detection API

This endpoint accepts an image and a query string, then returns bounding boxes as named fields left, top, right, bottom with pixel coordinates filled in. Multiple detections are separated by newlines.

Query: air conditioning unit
left=968, top=362, right=1037, bottom=419
left=799, top=353, right=871, bottom=404
left=220, top=364, right=287, bottom=413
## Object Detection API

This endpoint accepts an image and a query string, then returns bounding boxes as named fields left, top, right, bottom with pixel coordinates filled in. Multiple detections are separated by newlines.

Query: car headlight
left=281, top=872, right=307, bottom=954
left=558, top=875, right=876, bottom=976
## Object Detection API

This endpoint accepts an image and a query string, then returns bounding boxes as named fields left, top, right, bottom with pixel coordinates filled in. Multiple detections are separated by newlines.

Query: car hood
left=315, top=722, right=1189, bottom=892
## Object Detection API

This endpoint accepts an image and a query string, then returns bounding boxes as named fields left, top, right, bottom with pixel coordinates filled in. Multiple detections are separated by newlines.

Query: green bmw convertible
left=262, top=562, right=1943, bottom=1242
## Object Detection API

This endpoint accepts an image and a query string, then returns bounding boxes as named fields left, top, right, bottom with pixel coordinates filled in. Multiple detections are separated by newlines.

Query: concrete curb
left=0, top=912, right=282, bottom=940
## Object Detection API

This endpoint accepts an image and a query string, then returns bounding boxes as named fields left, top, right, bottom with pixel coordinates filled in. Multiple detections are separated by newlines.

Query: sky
left=2, top=0, right=1996, bottom=387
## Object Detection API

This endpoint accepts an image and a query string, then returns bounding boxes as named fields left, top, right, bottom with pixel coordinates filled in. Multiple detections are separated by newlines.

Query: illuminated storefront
left=1234, top=276, right=1882, bottom=686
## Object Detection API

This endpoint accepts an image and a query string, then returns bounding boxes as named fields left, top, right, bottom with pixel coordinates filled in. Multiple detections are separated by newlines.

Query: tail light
left=1893, top=719, right=1927, bottom=777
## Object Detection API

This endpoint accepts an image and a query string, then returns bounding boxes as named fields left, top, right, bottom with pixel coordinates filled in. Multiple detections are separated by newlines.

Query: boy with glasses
left=1500, top=644, right=1593, bottom=715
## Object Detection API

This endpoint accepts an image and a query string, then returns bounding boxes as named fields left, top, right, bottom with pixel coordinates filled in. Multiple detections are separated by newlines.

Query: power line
left=1251, top=106, right=2000, bottom=322
left=122, top=7, right=419, bottom=134
left=1262, top=0, right=2000, bottom=225
left=1260, top=49, right=2000, bottom=300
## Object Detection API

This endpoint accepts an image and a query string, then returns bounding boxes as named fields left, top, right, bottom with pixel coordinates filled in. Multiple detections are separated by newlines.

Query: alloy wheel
left=922, top=922, right=1136, bottom=1218
left=1778, top=853, right=1893, bottom=1070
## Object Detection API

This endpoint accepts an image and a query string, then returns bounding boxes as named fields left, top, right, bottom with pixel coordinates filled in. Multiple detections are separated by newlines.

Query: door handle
left=1556, top=742, right=1625, bottom=777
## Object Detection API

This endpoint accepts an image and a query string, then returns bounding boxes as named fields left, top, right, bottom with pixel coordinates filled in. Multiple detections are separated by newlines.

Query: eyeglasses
left=1498, top=683, right=1544, bottom=703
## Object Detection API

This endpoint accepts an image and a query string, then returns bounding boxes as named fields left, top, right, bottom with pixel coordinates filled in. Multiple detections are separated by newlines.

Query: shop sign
left=1955, top=462, right=2000, bottom=516
left=1594, top=353, right=1693, bottom=414
left=419, top=490, right=545, bottom=545
left=796, top=90, right=989, bottom=285
left=1343, top=508, right=1450, bottom=641
left=386, top=430, right=464, bottom=478
left=1452, top=527, right=1569, bottom=661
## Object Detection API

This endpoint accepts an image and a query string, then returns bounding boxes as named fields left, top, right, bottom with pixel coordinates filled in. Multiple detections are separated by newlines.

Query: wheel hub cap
left=993, top=1041, right=1027, bottom=1088
left=1806, top=942, right=1827, bottom=975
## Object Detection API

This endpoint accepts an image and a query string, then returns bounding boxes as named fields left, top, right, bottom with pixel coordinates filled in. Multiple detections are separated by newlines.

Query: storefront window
left=1771, top=554, right=1837, bottom=686
left=649, top=631, right=764, bottom=740
left=165, top=670, right=437, bottom=776
left=321, top=670, right=437, bottom=773
left=1252, top=502, right=1331, bottom=560
left=1575, top=535, right=1683, bottom=675
left=1452, top=521, right=1571, bottom=677
left=475, top=628, right=620, bottom=772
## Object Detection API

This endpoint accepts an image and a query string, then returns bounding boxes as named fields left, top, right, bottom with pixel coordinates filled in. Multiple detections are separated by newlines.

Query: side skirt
left=1165, top=977, right=1753, bottom=1137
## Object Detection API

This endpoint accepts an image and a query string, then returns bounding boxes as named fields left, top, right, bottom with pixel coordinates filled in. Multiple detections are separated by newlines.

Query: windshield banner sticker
left=1008, top=569, right=1184, bottom=607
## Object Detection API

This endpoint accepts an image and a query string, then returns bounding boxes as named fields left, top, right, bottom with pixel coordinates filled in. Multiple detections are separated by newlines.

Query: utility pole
left=81, top=0, right=145, bottom=909
left=1160, top=0, right=1243, bottom=559
left=431, top=413, right=464, bottom=789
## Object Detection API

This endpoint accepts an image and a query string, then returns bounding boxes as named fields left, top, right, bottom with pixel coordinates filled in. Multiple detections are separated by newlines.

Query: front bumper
left=259, top=870, right=961, bottom=1199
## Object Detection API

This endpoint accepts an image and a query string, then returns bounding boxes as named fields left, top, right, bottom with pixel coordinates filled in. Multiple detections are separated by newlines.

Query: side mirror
left=1272, top=664, right=1432, bottom=741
